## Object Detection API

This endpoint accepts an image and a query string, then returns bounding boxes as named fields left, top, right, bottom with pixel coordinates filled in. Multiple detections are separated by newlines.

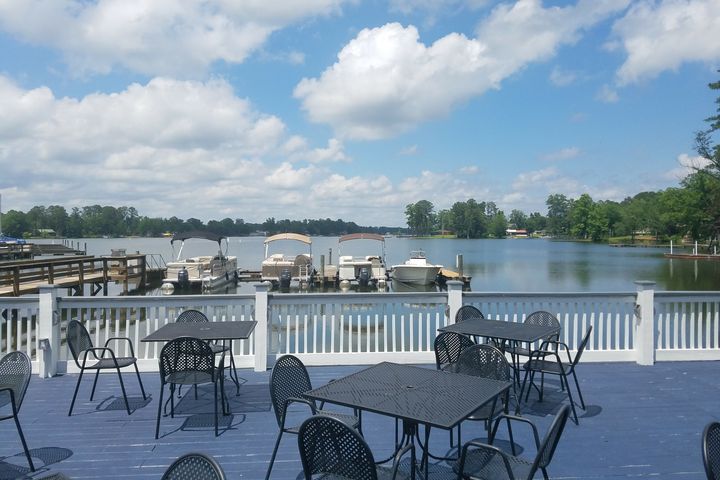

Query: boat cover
left=264, top=233, right=311, bottom=244
left=338, top=233, right=384, bottom=243
left=170, top=231, right=225, bottom=244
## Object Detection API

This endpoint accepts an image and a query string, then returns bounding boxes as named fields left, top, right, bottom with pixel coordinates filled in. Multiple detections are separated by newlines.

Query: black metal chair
left=175, top=309, right=242, bottom=395
left=266, top=354, right=360, bottom=480
left=454, top=344, right=516, bottom=447
left=155, top=337, right=229, bottom=439
left=454, top=405, right=571, bottom=480
left=506, top=311, right=561, bottom=384
left=161, top=452, right=226, bottom=480
left=66, top=319, right=146, bottom=416
left=703, top=421, right=720, bottom=480
left=455, top=305, right=484, bottom=322
left=0, top=351, right=34, bottom=471
left=520, top=326, right=593, bottom=424
left=298, top=414, right=414, bottom=480
left=434, top=331, right=475, bottom=373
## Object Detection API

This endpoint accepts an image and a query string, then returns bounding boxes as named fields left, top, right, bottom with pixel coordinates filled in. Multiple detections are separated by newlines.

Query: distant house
left=36, top=228, right=57, bottom=238
left=506, top=228, right=528, bottom=238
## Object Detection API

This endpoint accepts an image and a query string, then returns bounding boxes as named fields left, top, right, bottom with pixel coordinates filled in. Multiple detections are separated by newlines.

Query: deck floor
left=0, top=360, right=718, bottom=479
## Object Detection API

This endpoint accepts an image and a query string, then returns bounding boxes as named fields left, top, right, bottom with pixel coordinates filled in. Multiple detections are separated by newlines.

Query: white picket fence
left=1, top=281, right=719, bottom=375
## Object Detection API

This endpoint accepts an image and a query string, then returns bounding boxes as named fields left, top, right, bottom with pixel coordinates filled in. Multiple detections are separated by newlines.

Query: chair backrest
left=0, top=351, right=31, bottom=410
left=572, top=326, right=593, bottom=366
left=434, top=331, right=475, bottom=370
left=159, top=337, right=216, bottom=384
left=161, top=452, right=226, bottom=480
left=525, top=311, right=560, bottom=330
left=176, top=309, right=209, bottom=323
left=703, top=422, right=720, bottom=480
left=298, top=415, right=378, bottom=480
left=455, top=305, right=484, bottom=323
left=456, top=344, right=512, bottom=382
left=528, top=405, right=571, bottom=477
left=269, top=355, right=313, bottom=427
left=67, top=320, right=93, bottom=365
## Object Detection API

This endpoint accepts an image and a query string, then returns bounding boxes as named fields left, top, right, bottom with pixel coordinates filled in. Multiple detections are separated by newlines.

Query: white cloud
left=663, top=153, right=713, bottom=180
left=294, top=0, right=630, bottom=140
left=596, top=84, right=620, bottom=103
left=460, top=165, right=479, bottom=174
left=542, top=147, right=581, bottom=161
left=0, top=0, right=348, bottom=77
left=399, top=145, right=418, bottom=156
left=264, top=162, right=320, bottom=188
left=389, top=0, right=489, bottom=15
left=549, top=66, right=577, bottom=86
left=306, top=138, right=350, bottom=163
left=611, top=0, right=720, bottom=85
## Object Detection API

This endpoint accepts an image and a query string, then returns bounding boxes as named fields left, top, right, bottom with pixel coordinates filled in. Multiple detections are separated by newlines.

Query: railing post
left=254, top=282, right=270, bottom=372
left=634, top=280, right=656, bottom=366
left=38, top=284, right=60, bottom=378
left=447, top=280, right=463, bottom=325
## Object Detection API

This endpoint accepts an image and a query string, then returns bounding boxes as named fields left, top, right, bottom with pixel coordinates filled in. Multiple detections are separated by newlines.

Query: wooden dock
left=0, top=254, right=153, bottom=296
left=664, top=253, right=720, bottom=261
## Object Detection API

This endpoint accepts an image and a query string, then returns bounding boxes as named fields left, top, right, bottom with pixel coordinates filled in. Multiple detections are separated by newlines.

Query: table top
left=439, top=318, right=560, bottom=343
left=304, top=362, right=511, bottom=430
left=141, top=321, right=257, bottom=342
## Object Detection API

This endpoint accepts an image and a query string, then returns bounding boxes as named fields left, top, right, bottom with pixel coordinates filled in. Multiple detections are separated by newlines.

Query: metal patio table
left=142, top=320, right=257, bottom=394
left=439, top=318, right=560, bottom=385
left=304, top=361, right=511, bottom=478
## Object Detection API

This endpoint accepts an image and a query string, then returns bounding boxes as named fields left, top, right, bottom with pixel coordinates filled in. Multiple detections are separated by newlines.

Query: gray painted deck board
left=0, top=361, right=717, bottom=479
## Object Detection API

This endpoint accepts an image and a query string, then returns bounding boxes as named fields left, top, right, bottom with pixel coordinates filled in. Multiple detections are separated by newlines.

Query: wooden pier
left=0, top=253, right=153, bottom=296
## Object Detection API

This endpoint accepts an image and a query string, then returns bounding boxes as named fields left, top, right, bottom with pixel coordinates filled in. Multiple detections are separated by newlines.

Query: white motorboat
left=390, top=251, right=442, bottom=285
left=162, top=231, right=238, bottom=293
left=261, top=233, right=314, bottom=289
left=337, top=233, right=388, bottom=288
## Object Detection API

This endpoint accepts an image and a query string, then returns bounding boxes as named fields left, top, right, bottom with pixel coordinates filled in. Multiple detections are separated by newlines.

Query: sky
left=0, top=0, right=719, bottom=227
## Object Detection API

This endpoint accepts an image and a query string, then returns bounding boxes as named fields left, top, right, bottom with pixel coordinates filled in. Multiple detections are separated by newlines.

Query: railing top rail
left=57, top=293, right=255, bottom=308
left=268, top=291, right=448, bottom=305
left=463, top=291, right=637, bottom=300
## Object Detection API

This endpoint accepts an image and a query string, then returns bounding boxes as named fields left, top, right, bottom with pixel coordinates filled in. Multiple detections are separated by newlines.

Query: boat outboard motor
left=177, top=267, right=189, bottom=290
left=279, top=268, right=292, bottom=289
left=358, top=267, right=370, bottom=287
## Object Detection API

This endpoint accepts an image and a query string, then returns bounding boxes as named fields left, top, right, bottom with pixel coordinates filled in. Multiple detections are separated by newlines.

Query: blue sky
left=0, top=0, right=719, bottom=226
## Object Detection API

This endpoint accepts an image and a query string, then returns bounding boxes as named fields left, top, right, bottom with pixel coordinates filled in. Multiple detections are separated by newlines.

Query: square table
left=304, top=362, right=511, bottom=478
left=142, top=320, right=257, bottom=394
left=439, top=318, right=560, bottom=385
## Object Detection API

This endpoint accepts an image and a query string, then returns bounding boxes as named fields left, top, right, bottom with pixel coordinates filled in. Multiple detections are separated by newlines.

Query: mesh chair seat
left=467, top=398, right=506, bottom=423
left=523, top=358, right=571, bottom=375
left=162, top=452, right=226, bottom=480
left=164, top=371, right=215, bottom=386
left=285, top=410, right=359, bottom=434
left=453, top=448, right=533, bottom=480
left=82, top=356, right=138, bottom=370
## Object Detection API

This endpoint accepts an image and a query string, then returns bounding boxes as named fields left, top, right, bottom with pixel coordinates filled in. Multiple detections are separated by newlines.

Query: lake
left=36, top=236, right=720, bottom=294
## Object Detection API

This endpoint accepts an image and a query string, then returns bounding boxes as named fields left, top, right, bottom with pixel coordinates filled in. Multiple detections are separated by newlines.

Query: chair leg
left=68, top=368, right=85, bottom=416
left=562, top=373, right=579, bottom=424
left=90, top=369, right=101, bottom=401
left=571, top=369, right=586, bottom=409
left=116, top=367, right=131, bottom=415
left=214, top=380, right=218, bottom=437
left=155, top=385, right=165, bottom=439
left=265, top=430, right=284, bottom=480
left=13, top=414, right=35, bottom=471
left=170, top=384, right=175, bottom=418
left=133, top=362, right=147, bottom=400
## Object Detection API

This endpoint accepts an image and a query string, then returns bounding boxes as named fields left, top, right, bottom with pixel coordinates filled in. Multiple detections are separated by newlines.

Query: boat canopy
left=170, top=231, right=226, bottom=245
left=264, top=233, right=312, bottom=245
left=0, top=235, right=26, bottom=244
left=338, top=233, right=384, bottom=243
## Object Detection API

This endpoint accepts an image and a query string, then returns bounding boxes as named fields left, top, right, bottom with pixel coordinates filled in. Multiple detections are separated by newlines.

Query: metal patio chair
left=455, top=405, right=571, bottom=480
left=520, top=326, right=593, bottom=424
left=506, top=311, right=561, bottom=383
left=434, top=331, right=476, bottom=373
left=703, top=421, right=720, bottom=480
left=0, top=351, right=35, bottom=471
left=66, top=319, right=147, bottom=416
left=298, top=415, right=414, bottom=480
left=176, top=309, right=242, bottom=395
left=455, top=305, right=484, bottom=323
left=161, top=452, right=226, bottom=480
left=155, top=337, right=229, bottom=439
left=454, top=344, right=517, bottom=448
left=266, top=354, right=360, bottom=480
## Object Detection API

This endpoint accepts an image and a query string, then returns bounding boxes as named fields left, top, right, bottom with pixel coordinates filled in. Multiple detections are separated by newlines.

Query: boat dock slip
left=0, top=254, right=152, bottom=296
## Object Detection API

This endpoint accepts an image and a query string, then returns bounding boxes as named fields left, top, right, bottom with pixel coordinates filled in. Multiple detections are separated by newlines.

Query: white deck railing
left=1, top=281, right=719, bottom=376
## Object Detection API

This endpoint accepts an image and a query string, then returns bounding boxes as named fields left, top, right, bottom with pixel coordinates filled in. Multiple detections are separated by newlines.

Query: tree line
left=0, top=205, right=402, bottom=238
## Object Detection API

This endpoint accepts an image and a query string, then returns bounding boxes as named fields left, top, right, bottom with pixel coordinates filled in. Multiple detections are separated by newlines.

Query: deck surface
left=0, top=360, right=717, bottom=479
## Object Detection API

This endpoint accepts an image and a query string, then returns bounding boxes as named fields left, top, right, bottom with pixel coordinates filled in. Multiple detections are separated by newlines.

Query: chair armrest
left=390, top=442, right=415, bottom=480
left=104, top=337, right=136, bottom=357
left=538, top=339, right=574, bottom=362
left=80, top=347, right=117, bottom=364
left=0, top=386, right=18, bottom=413
left=490, top=413, right=541, bottom=451
left=279, top=397, right=317, bottom=429
left=529, top=346, right=572, bottom=366
left=456, top=440, right=515, bottom=480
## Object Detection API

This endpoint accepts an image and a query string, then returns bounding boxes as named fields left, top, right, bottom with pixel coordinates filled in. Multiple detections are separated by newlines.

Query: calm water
left=38, top=237, right=720, bottom=294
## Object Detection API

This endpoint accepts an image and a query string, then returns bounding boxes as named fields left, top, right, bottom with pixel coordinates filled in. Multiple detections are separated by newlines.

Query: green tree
left=570, top=193, right=594, bottom=239
left=1, top=210, right=29, bottom=237
left=546, top=194, right=571, bottom=236
left=489, top=210, right=508, bottom=238
left=405, top=200, right=435, bottom=236
left=509, top=209, right=527, bottom=229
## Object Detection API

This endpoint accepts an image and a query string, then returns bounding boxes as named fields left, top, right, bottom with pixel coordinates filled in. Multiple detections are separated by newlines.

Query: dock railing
left=1, top=281, right=719, bottom=376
